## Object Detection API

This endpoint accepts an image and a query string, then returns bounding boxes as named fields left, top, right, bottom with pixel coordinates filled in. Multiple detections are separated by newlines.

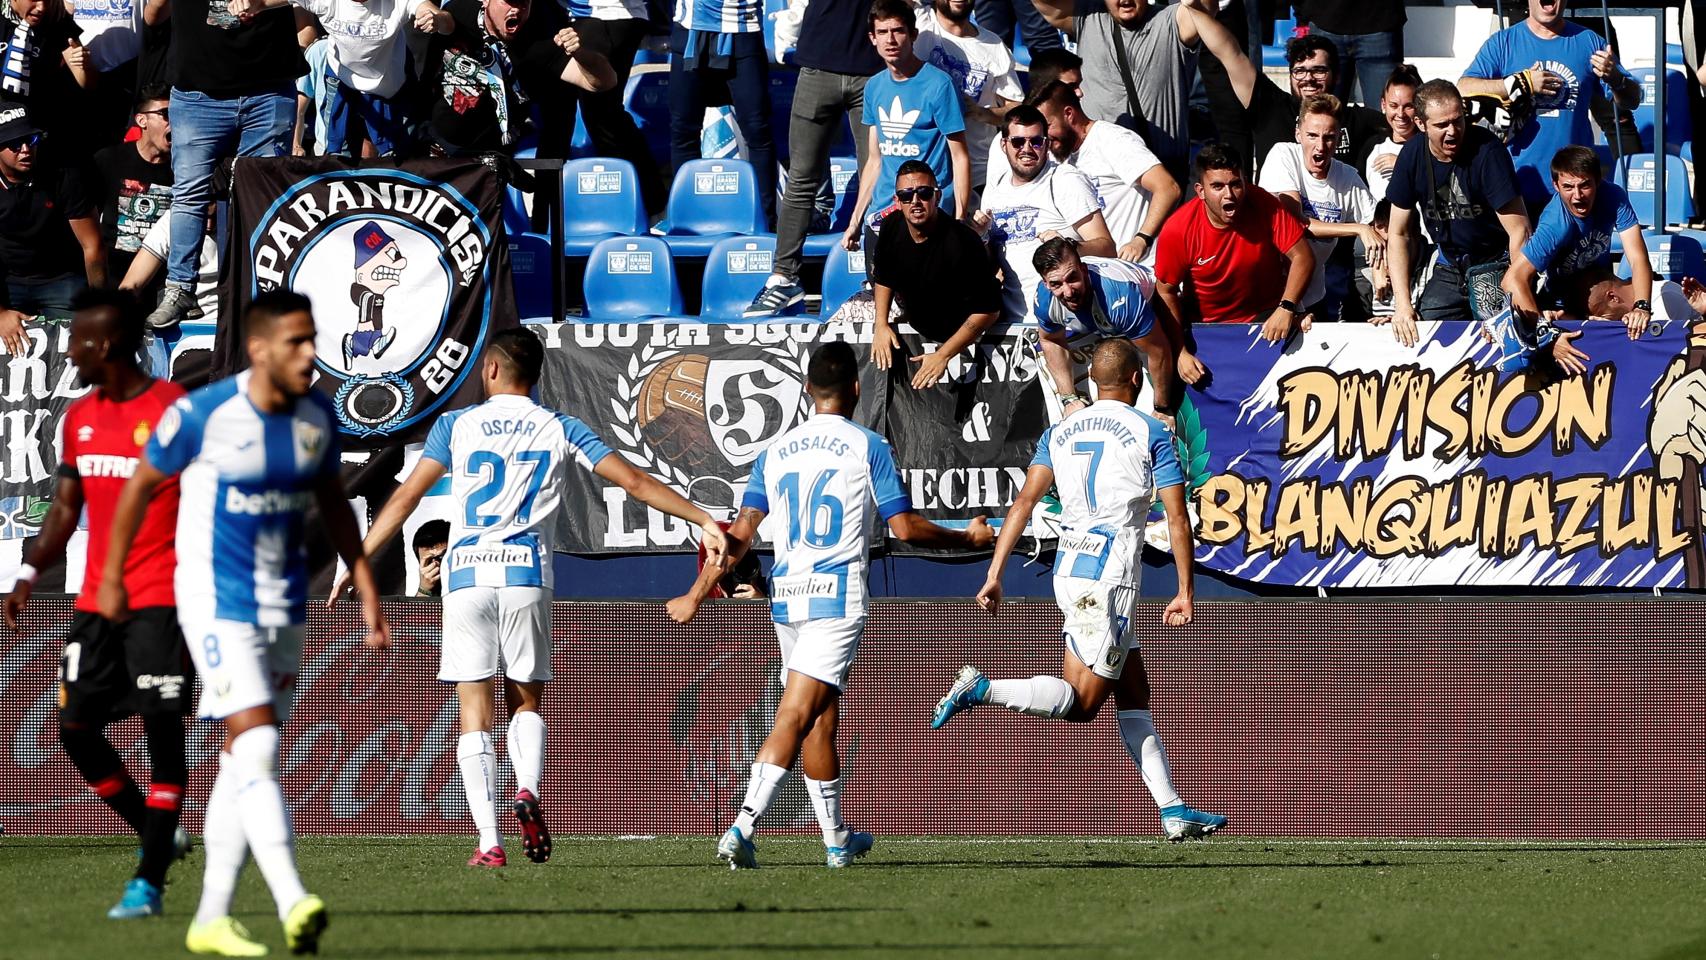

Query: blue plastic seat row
left=569, top=235, right=867, bottom=322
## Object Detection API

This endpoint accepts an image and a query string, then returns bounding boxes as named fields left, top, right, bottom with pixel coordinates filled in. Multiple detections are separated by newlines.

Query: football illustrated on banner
left=216, top=158, right=516, bottom=445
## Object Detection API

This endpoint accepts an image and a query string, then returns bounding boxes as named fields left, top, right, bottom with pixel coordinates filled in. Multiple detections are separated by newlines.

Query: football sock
left=458, top=731, right=501, bottom=852
left=194, top=755, right=248, bottom=925
left=1117, top=709, right=1182, bottom=810
left=506, top=710, right=545, bottom=798
left=984, top=677, right=1076, bottom=718
left=137, top=712, right=188, bottom=887
left=228, top=725, right=308, bottom=921
left=59, top=722, right=145, bottom=834
left=732, top=762, right=787, bottom=836
left=804, top=777, right=850, bottom=849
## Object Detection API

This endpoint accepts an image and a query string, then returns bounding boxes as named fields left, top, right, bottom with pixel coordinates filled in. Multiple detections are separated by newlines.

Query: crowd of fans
left=0, top=0, right=1691, bottom=390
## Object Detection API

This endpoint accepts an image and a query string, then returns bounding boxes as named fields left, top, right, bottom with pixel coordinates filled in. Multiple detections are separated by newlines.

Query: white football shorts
left=183, top=618, right=303, bottom=721
left=440, top=585, right=553, bottom=683
left=1054, top=578, right=1140, bottom=680
left=774, top=616, right=865, bottom=690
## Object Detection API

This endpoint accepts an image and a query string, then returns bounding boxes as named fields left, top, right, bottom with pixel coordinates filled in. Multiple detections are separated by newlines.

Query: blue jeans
left=668, top=26, right=777, bottom=229
left=973, top=0, right=1062, bottom=57
left=323, top=73, right=410, bottom=157
left=167, top=86, right=294, bottom=289
left=1306, top=25, right=1402, bottom=106
left=6, top=275, right=83, bottom=316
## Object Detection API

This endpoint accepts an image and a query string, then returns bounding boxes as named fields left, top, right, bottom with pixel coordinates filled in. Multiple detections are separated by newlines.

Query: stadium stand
left=562, top=158, right=650, bottom=256
left=700, top=236, right=799, bottom=321
left=583, top=237, right=685, bottom=320
left=819, top=243, right=868, bottom=317
left=655, top=159, right=771, bottom=257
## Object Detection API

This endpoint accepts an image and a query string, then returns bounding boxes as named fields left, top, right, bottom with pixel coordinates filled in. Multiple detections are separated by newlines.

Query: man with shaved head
left=931, top=337, right=1226, bottom=843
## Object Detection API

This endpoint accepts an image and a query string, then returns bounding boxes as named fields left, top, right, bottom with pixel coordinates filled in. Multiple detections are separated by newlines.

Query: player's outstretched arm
left=595, top=454, right=729, bottom=565
left=316, top=475, right=391, bottom=650
left=890, top=511, right=994, bottom=554
left=328, top=458, right=447, bottom=606
left=975, top=463, right=1053, bottom=616
left=668, top=507, right=763, bottom=624
left=1158, top=483, right=1194, bottom=627
left=4, top=475, right=84, bottom=631
left=97, top=462, right=168, bottom=622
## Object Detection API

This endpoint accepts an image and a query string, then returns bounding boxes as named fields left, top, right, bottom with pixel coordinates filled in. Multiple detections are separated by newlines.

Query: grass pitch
left=4, top=836, right=1705, bottom=959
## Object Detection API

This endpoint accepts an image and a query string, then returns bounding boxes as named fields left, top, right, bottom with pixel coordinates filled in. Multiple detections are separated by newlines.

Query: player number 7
left=1071, top=440, right=1104, bottom=511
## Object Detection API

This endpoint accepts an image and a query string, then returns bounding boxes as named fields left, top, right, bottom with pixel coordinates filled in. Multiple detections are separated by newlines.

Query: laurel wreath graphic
left=607, top=337, right=811, bottom=493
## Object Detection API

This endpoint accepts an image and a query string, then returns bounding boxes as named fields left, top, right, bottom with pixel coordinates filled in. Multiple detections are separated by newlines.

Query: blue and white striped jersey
left=673, top=0, right=761, bottom=33
left=146, top=371, right=341, bottom=628
left=421, top=394, right=613, bottom=593
left=1032, top=401, right=1180, bottom=587
left=1033, top=256, right=1157, bottom=348
left=742, top=414, right=912, bottom=624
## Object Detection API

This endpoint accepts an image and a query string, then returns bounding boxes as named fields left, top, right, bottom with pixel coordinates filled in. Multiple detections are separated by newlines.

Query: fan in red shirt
left=3, top=289, right=190, bottom=920
left=1154, top=142, right=1315, bottom=384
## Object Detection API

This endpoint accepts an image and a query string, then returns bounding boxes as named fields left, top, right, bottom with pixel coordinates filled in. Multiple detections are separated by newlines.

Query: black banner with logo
left=215, top=158, right=515, bottom=447
left=535, top=302, right=1048, bottom=554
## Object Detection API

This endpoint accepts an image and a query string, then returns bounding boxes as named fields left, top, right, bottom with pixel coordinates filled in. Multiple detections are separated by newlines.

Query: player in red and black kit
left=3, top=289, right=190, bottom=920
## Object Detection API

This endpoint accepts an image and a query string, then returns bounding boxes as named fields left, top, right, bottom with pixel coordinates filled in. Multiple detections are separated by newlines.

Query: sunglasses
left=1007, top=135, right=1047, bottom=151
left=895, top=185, right=938, bottom=203
left=1, top=133, right=42, bottom=152
left=136, top=108, right=169, bottom=120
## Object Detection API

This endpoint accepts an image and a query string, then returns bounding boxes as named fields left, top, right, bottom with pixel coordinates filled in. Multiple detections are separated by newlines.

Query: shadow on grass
left=335, top=943, right=1093, bottom=957
left=342, top=906, right=895, bottom=918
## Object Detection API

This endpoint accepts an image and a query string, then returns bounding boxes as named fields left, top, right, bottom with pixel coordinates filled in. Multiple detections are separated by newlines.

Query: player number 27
left=1071, top=440, right=1104, bottom=511
left=465, top=450, right=552, bottom=526
left=776, top=469, right=844, bottom=549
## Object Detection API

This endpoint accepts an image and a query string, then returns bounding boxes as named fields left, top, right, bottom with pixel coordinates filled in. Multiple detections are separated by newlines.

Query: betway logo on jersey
left=76, top=454, right=138, bottom=479
left=877, top=97, right=922, bottom=157
left=224, top=488, right=313, bottom=516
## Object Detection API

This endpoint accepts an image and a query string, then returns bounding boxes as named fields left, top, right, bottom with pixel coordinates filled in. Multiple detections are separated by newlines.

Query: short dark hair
left=1003, top=104, right=1046, bottom=136
left=135, top=83, right=170, bottom=109
left=1032, top=236, right=1079, bottom=277
left=413, top=519, right=450, bottom=553
left=1193, top=142, right=1244, bottom=182
left=1414, top=79, right=1463, bottom=123
left=1287, top=34, right=1339, bottom=77
left=807, top=341, right=859, bottom=395
left=1373, top=198, right=1392, bottom=226
left=1025, top=78, right=1081, bottom=114
left=71, top=287, right=147, bottom=359
left=1566, top=265, right=1621, bottom=319
left=1383, top=63, right=1422, bottom=96
left=867, top=0, right=915, bottom=32
left=1026, top=48, right=1082, bottom=95
left=245, top=289, right=314, bottom=337
left=895, top=159, right=936, bottom=184
left=488, top=327, right=545, bottom=386
left=1551, top=145, right=1602, bottom=183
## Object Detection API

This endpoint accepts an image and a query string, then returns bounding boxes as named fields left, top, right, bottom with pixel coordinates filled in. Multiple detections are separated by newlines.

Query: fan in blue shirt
left=1506, top=145, right=1651, bottom=328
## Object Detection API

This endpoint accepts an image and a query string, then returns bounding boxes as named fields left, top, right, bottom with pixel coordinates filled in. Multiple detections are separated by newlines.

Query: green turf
left=5, top=836, right=1705, bottom=959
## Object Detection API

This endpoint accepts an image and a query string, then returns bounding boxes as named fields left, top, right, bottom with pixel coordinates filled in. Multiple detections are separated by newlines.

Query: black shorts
left=59, top=608, right=193, bottom=724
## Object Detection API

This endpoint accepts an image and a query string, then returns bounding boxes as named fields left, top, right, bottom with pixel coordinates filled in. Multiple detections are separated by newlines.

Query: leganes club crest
left=247, top=169, right=492, bottom=436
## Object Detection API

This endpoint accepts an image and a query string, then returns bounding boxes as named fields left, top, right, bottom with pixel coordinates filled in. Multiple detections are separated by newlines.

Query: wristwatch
left=1278, top=299, right=1301, bottom=316
left=1058, top=392, right=1087, bottom=407
left=1135, top=230, right=1155, bottom=245
left=1633, top=299, right=1652, bottom=312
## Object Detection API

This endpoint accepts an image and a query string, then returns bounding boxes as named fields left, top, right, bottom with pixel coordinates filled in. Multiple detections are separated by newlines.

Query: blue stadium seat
left=624, top=68, right=672, bottom=169
left=820, top=242, right=868, bottom=316
left=656, top=159, right=770, bottom=256
left=583, top=236, right=684, bottom=320
left=1615, top=229, right=1706, bottom=281
left=1616, top=153, right=1694, bottom=227
left=561, top=157, right=648, bottom=256
left=508, top=231, right=555, bottom=320
left=803, top=155, right=862, bottom=258
left=701, top=236, right=798, bottom=321
left=1261, top=16, right=1297, bottom=69
left=1630, top=68, right=1692, bottom=153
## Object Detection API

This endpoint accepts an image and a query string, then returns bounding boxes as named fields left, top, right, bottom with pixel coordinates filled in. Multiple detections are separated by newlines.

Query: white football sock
left=1118, top=709, right=1182, bottom=810
left=458, top=731, right=501, bottom=852
left=193, top=755, right=248, bottom=926
left=506, top=711, right=545, bottom=798
left=732, top=762, right=787, bottom=836
left=984, top=676, right=1076, bottom=718
left=804, top=777, right=850, bottom=849
left=228, top=725, right=308, bottom=920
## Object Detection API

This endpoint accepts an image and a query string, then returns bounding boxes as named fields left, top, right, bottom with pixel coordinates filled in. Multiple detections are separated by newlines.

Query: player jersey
left=741, top=414, right=912, bottom=624
left=58, top=378, right=185, bottom=613
left=1032, top=400, right=1181, bottom=587
left=421, top=393, right=613, bottom=593
left=146, top=371, right=341, bottom=628
left=1032, top=256, right=1157, bottom=348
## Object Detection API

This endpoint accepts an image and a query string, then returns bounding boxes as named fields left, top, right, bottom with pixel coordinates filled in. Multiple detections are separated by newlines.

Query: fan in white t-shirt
left=1362, top=65, right=1422, bottom=201
left=122, top=205, right=222, bottom=325
left=1030, top=79, right=1180, bottom=265
left=1257, top=95, right=1381, bottom=318
left=915, top=0, right=1023, bottom=190
left=974, top=107, right=1115, bottom=323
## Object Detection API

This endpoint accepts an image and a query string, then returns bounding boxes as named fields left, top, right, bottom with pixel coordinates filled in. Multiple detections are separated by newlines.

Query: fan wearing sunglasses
left=870, top=159, right=1003, bottom=389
